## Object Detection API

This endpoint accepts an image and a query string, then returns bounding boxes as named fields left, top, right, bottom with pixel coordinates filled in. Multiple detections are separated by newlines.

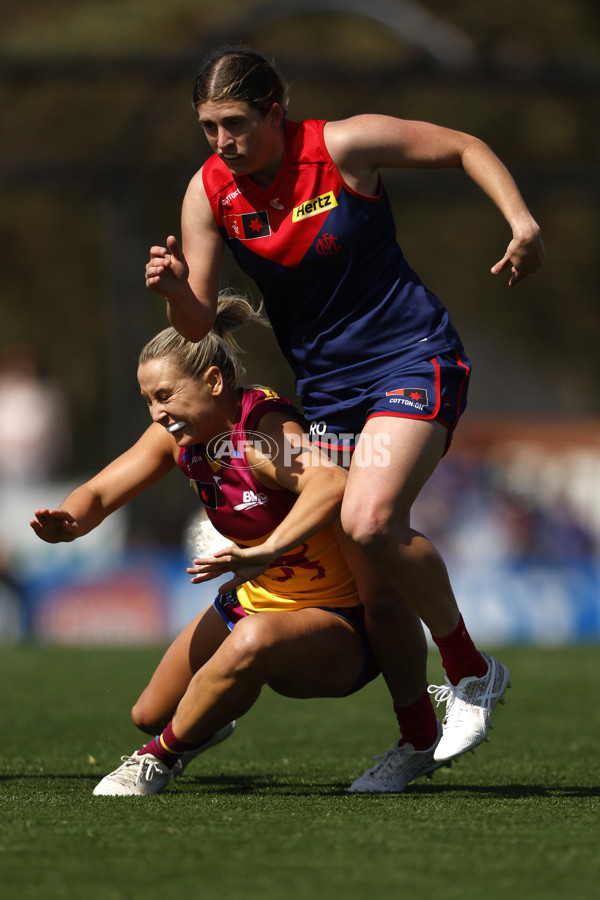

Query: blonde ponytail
left=139, top=291, right=268, bottom=388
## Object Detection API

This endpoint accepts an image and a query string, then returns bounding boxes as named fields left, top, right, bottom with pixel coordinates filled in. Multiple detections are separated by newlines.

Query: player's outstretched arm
left=325, top=115, right=545, bottom=286
left=30, top=425, right=177, bottom=544
left=490, top=225, right=545, bottom=286
left=30, top=481, right=117, bottom=544
left=457, top=136, right=545, bottom=286
left=30, top=507, right=80, bottom=543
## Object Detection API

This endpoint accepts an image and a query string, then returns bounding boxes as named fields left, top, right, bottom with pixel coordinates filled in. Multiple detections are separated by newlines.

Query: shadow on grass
left=167, top=774, right=600, bottom=800
left=3, top=773, right=598, bottom=800
left=405, top=782, right=600, bottom=799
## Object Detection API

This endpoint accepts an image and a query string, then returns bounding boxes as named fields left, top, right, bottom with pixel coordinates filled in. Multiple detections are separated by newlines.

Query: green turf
left=1, top=645, right=598, bottom=899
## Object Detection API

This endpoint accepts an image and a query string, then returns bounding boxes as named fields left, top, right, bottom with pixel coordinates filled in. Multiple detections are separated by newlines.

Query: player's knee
left=222, top=615, right=274, bottom=676
left=341, top=499, right=411, bottom=560
left=131, top=697, right=161, bottom=735
left=341, top=505, right=392, bottom=556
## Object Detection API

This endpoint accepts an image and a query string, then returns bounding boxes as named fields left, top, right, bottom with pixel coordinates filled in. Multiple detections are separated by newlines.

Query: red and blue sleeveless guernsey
left=202, top=118, right=465, bottom=403
left=177, top=386, right=358, bottom=613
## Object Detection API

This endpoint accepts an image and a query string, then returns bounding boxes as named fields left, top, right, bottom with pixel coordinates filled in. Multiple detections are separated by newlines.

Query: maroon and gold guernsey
left=177, top=387, right=358, bottom=613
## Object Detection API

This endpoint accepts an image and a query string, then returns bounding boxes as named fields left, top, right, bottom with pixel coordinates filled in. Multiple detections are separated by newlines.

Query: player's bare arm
left=247, top=412, right=347, bottom=549
left=30, top=507, right=80, bottom=543
left=144, top=170, right=222, bottom=341
left=178, top=169, right=224, bottom=340
left=189, top=413, right=348, bottom=591
left=31, top=425, right=176, bottom=543
left=325, top=115, right=544, bottom=285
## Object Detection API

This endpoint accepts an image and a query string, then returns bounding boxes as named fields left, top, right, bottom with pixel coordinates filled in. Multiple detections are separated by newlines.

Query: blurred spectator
left=413, top=454, right=599, bottom=565
left=0, top=342, right=71, bottom=482
left=0, top=343, right=72, bottom=637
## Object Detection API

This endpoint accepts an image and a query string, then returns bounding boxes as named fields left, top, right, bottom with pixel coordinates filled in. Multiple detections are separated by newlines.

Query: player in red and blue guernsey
left=145, top=46, right=544, bottom=791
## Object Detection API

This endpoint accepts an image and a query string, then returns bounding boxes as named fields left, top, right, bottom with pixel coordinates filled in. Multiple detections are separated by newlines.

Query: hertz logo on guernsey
left=292, top=191, right=338, bottom=222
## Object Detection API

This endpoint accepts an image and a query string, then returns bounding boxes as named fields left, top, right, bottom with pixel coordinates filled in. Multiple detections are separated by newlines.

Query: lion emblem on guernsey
left=270, top=544, right=325, bottom=582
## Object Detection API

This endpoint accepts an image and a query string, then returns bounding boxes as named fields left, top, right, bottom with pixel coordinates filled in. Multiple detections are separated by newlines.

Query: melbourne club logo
left=315, top=233, right=340, bottom=256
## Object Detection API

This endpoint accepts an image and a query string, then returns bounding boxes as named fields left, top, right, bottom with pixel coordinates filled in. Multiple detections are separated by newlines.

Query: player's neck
left=248, top=128, right=285, bottom=189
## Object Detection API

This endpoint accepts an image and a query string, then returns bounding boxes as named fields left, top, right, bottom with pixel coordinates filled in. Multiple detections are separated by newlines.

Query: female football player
left=143, top=45, right=531, bottom=783
left=31, top=292, right=444, bottom=796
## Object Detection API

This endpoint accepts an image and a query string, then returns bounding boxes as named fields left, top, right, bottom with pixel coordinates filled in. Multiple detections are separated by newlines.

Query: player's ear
left=204, top=365, right=224, bottom=395
left=266, top=103, right=284, bottom=127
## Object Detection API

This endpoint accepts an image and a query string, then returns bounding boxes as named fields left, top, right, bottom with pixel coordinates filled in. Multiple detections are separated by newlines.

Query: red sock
left=432, top=615, right=487, bottom=685
left=395, top=688, right=439, bottom=750
left=138, top=721, right=195, bottom=770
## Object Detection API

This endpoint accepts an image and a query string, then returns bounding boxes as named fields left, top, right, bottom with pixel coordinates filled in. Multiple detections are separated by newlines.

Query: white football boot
left=93, top=752, right=174, bottom=796
left=429, top=651, right=511, bottom=762
left=348, top=720, right=450, bottom=793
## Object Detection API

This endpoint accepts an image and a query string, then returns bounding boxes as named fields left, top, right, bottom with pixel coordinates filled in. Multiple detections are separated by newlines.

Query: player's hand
left=187, top=544, right=277, bottom=593
left=145, top=235, right=190, bottom=296
left=30, top=508, right=79, bottom=543
left=491, top=224, right=545, bottom=287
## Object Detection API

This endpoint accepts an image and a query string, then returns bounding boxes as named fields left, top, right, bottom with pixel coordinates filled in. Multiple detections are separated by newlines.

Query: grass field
left=1, top=644, right=598, bottom=900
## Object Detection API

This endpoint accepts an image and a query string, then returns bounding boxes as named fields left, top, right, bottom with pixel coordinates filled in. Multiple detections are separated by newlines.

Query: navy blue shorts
left=213, top=591, right=379, bottom=696
left=304, top=350, right=471, bottom=455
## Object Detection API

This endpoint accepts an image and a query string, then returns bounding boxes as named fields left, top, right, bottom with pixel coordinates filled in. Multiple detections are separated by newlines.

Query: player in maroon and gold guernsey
left=145, top=46, right=543, bottom=789
left=32, top=293, right=454, bottom=796
left=178, top=385, right=359, bottom=613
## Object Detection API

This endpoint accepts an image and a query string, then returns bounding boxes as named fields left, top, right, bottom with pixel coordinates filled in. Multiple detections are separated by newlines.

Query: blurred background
left=1, top=0, right=599, bottom=645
